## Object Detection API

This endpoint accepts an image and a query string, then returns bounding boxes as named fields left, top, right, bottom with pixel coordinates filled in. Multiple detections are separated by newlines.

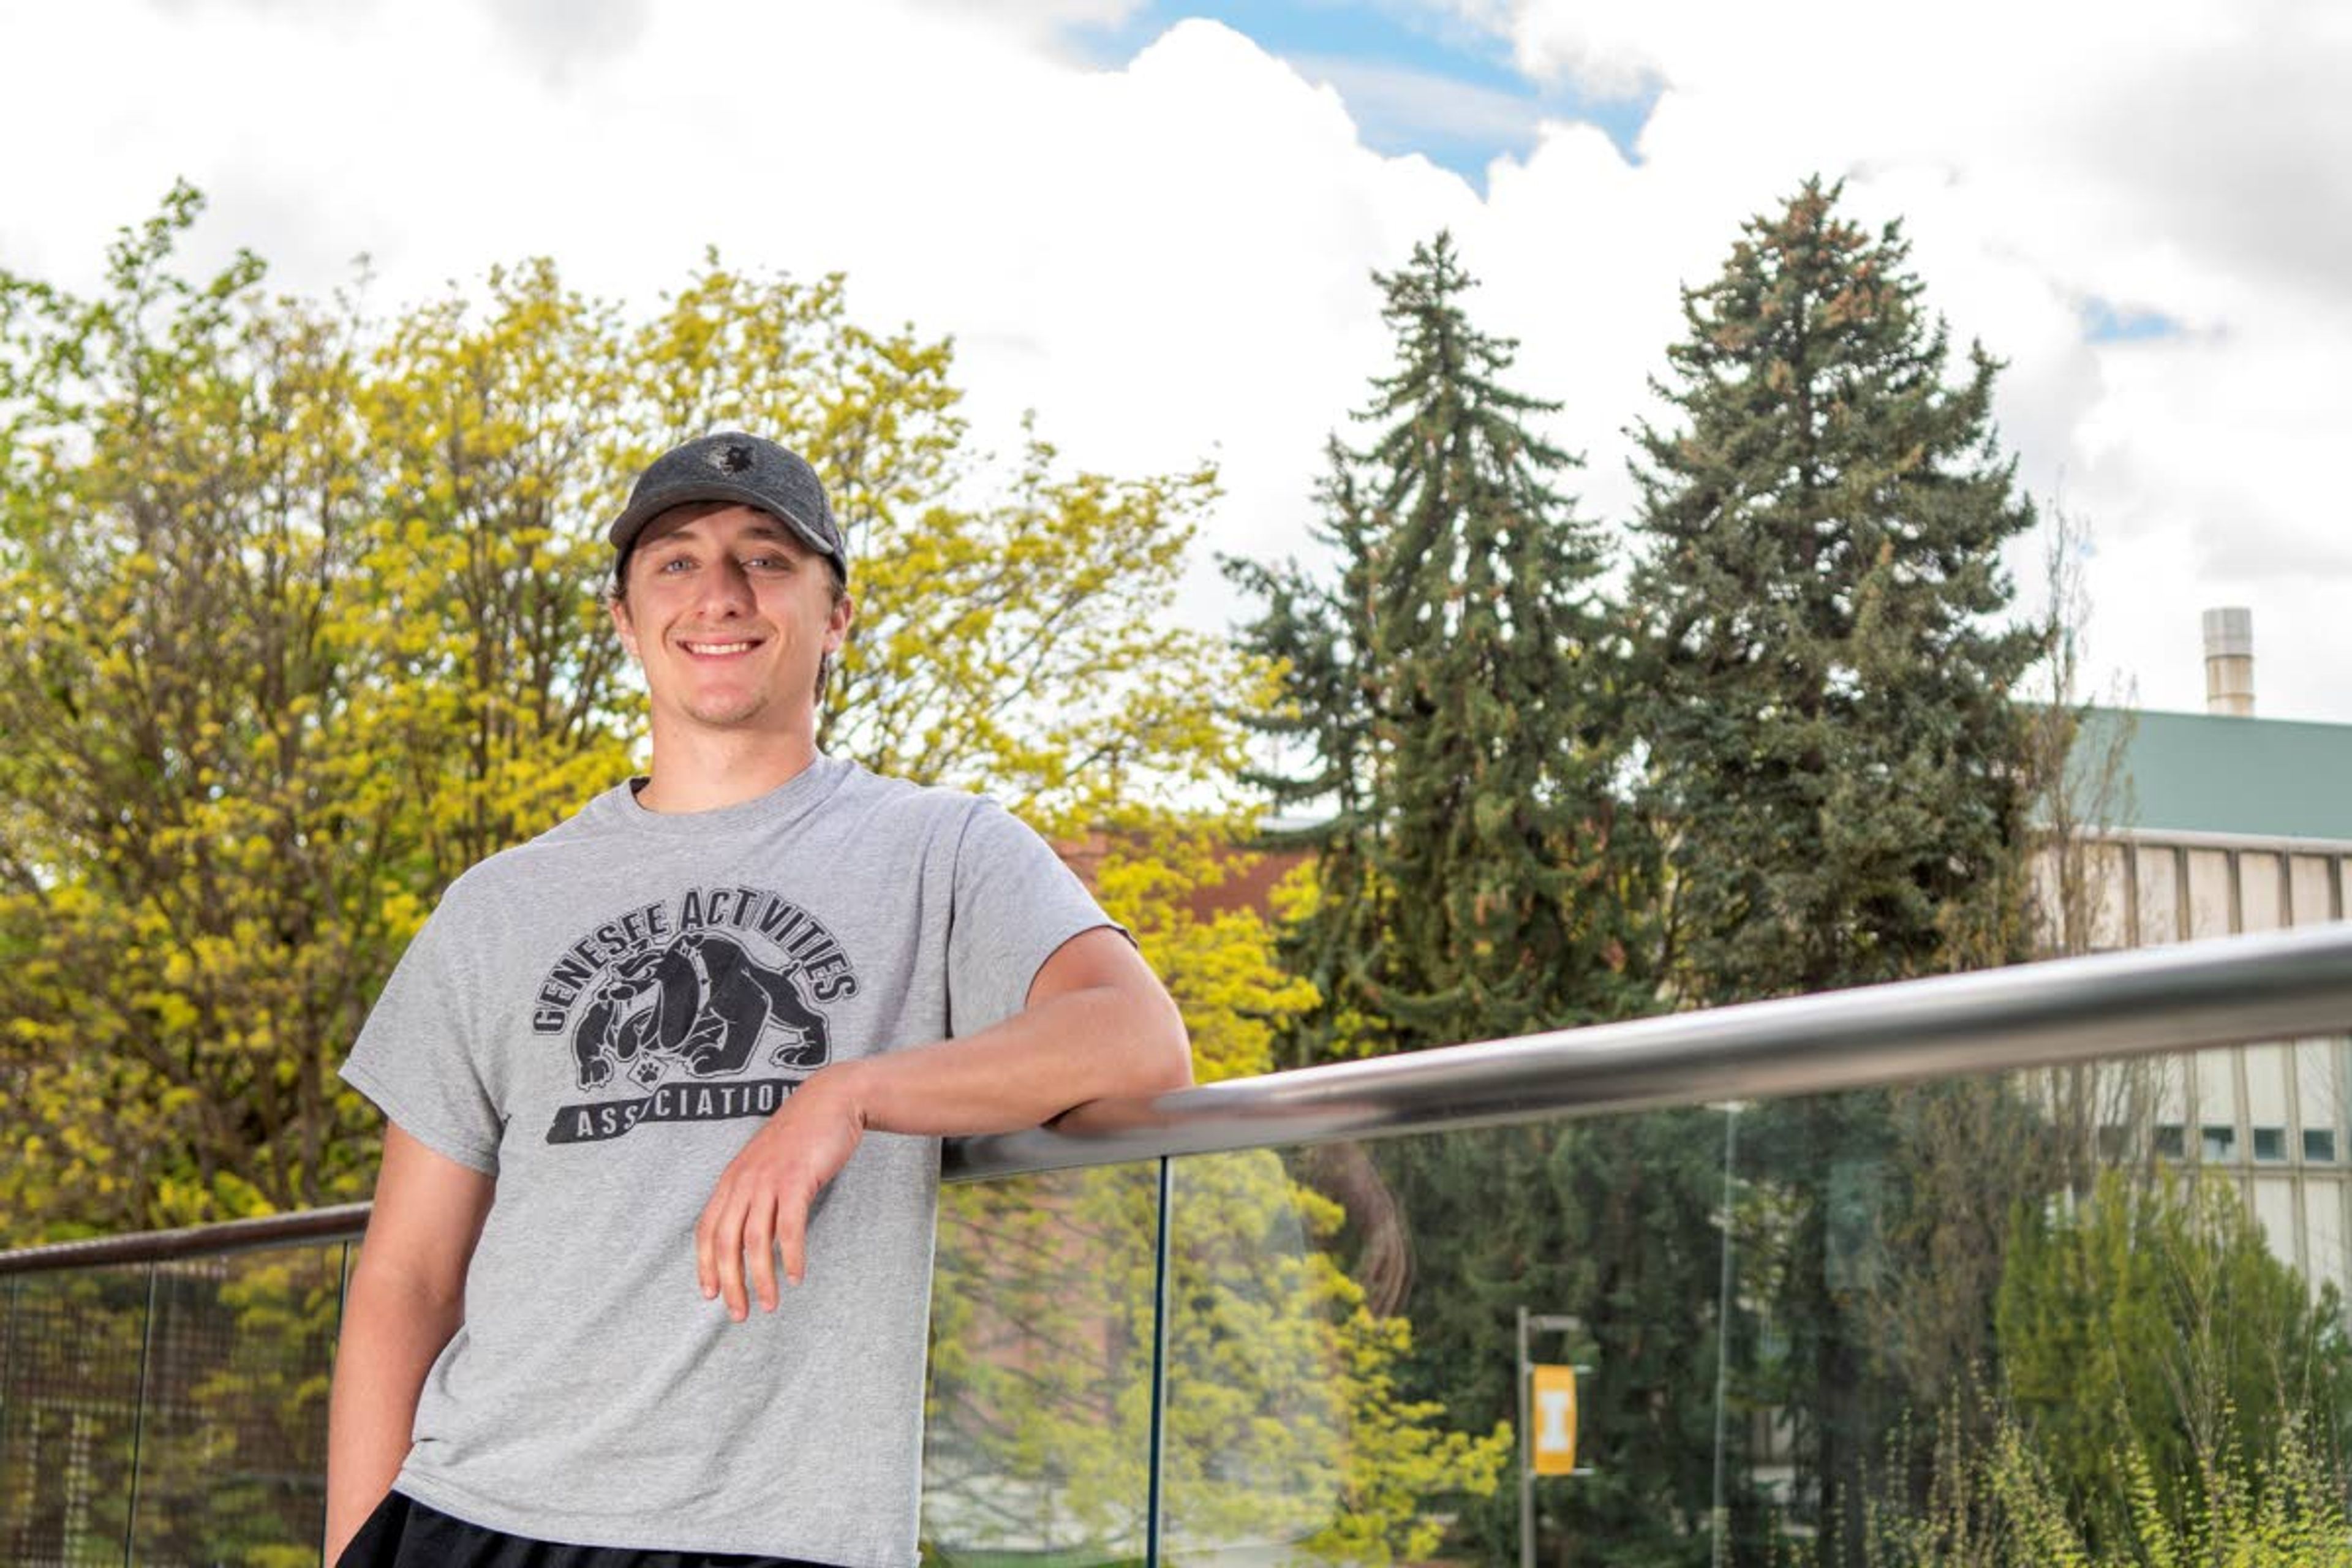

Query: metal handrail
left=0, top=1202, right=372, bottom=1278
left=951, top=922, right=2352, bottom=1176
left=7, top=924, right=2351, bottom=1276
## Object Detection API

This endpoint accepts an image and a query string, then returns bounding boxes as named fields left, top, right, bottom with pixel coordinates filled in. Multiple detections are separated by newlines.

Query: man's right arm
left=324, top=1125, right=496, bottom=1564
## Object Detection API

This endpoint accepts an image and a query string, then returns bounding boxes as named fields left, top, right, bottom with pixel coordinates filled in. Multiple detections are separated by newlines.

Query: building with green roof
left=2053, top=671, right=2351, bottom=1297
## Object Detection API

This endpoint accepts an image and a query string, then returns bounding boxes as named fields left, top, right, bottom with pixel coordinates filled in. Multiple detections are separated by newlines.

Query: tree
left=1627, top=177, right=2045, bottom=1553
left=0, top=187, right=1507, bottom=1561
left=1629, top=176, right=2040, bottom=1005
left=1996, top=1169, right=2352, bottom=1553
left=2016, top=500, right=2154, bottom=1199
left=1229, top=230, right=1646, bottom=1067
left=1231, top=236, right=1747, bottom=1565
left=0, top=189, right=1239, bottom=1241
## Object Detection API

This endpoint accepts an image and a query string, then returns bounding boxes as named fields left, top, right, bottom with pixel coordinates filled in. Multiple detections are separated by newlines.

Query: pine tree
left=1229, top=231, right=1642, bottom=1065
left=1231, top=236, right=1740, bottom=1566
left=1628, top=178, right=2045, bottom=1556
left=1631, top=177, right=2039, bottom=1005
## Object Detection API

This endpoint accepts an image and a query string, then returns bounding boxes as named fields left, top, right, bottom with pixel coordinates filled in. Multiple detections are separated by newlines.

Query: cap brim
left=608, top=481, right=842, bottom=571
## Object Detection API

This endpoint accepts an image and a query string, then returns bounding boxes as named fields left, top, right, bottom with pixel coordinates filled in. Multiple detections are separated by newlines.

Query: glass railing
left=7, top=923, right=2352, bottom=1565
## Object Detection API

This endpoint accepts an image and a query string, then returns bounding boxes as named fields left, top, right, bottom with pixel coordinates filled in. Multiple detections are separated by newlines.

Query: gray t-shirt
left=339, top=755, right=1119, bottom=1564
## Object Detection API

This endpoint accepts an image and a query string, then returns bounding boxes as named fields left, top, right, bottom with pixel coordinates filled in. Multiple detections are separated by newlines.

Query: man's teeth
left=685, top=641, right=756, bottom=654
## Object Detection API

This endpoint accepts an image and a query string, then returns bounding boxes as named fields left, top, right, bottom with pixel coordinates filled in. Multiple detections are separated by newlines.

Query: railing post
left=1711, top=1102, right=1743, bottom=1568
left=1144, top=1155, right=1172, bottom=1568
left=122, top=1262, right=158, bottom=1567
left=1517, top=1305, right=1532, bottom=1568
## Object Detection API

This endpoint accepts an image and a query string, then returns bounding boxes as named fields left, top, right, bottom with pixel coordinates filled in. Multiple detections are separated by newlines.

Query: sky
left=4, top=0, right=2350, bottom=722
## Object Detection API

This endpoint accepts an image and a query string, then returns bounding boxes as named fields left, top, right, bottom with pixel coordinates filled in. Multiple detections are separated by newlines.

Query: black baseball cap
left=608, top=432, right=848, bottom=581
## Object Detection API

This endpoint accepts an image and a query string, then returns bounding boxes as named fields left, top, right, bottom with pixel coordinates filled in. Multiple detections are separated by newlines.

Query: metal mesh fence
left=0, top=1246, right=345, bottom=1566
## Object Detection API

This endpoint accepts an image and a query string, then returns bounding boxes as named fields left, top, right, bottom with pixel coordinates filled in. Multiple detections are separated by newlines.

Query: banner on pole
left=1531, top=1363, right=1577, bottom=1476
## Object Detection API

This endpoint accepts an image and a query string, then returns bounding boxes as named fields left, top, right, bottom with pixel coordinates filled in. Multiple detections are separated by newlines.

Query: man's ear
left=609, top=595, right=640, bottom=660
left=826, top=593, right=856, bottom=652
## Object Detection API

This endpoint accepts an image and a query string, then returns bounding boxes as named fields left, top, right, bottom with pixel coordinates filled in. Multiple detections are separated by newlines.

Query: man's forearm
left=695, top=932, right=1193, bottom=1314
left=323, top=1267, right=464, bottom=1561
left=833, top=981, right=1190, bottom=1139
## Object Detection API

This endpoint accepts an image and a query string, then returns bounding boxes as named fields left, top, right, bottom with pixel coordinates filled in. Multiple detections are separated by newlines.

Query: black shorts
left=336, top=1489, right=839, bottom=1568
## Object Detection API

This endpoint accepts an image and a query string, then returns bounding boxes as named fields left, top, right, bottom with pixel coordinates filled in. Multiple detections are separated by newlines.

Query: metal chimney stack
left=2203, top=607, right=2254, bottom=716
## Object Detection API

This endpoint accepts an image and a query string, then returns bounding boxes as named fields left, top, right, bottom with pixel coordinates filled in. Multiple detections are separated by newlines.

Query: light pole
left=1709, top=1100, right=1747, bottom=1568
left=1517, top=1306, right=1588, bottom=1568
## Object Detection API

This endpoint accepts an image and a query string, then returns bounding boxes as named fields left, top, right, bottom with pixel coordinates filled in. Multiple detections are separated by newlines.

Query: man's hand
left=690, top=927, right=1189, bottom=1319
left=693, top=1066, right=868, bottom=1319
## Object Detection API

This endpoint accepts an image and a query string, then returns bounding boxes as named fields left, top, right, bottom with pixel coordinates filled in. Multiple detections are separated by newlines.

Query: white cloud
left=2, top=0, right=2347, bottom=720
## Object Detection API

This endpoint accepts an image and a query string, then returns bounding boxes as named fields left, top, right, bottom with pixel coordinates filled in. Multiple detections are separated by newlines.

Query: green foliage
left=1378, top=1113, right=1772, bottom=1567
left=1, top=186, right=1496, bottom=1561
left=1791, top=1384, right=2352, bottom=1568
left=1629, top=176, right=2040, bottom=1006
left=1228, top=230, right=1648, bottom=1068
left=1628, top=178, right=2048, bottom=1554
left=1997, top=1169, right=2352, bottom=1551
left=0, top=188, right=1249, bottom=1242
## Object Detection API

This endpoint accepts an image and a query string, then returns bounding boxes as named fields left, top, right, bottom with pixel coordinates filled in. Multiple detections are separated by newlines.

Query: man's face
left=609, top=502, right=853, bottom=736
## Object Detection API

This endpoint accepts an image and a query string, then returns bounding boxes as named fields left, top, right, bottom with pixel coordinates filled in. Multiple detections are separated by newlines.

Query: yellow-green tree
left=0, top=187, right=1227, bottom=1240
left=1, top=187, right=1505, bottom=1559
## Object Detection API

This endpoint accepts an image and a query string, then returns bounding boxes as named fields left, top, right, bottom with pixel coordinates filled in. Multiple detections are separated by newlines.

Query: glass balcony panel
left=128, top=1245, right=344, bottom=1562
left=921, top=1163, right=1159, bottom=1563
left=1123, top=1043, right=2352, bottom=1565
left=1163, top=1115, right=1746, bottom=1566
left=0, top=1265, right=149, bottom=1564
left=1734, top=1060, right=2352, bottom=1562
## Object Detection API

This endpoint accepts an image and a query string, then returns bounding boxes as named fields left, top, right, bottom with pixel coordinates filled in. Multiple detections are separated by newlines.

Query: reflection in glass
left=1163, top=1121, right=1750, bottom=1565
left=922, top=1163, right=1160, bottom=1563
left=130, top=1246, right=344, bottom=1561
left=0, top=1265, right=150, bottom=1562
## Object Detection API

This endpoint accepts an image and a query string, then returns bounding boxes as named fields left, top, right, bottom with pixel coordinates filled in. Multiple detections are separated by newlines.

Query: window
left=2307, top=1128, right=2338, bottom=1163
left=2253, top=1126, right=2288, bottom=1163
left=2153, top=1125, right=2186, bottom=1160
left=2201, top=1124, right=2237, bottom=1161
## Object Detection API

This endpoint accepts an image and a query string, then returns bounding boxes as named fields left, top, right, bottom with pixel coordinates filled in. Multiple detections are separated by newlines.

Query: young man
left=325, top=433, right=1191, bottom=1566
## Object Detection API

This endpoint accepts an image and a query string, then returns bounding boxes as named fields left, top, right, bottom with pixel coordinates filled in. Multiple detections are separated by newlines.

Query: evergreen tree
left=1232, top=237, right=1749, bottom=1565
left=1229, top=230, right=1642, bottom=1064
left=1630, top=177, right=2039, bottom=1004
left=1628, top=178, right=2045, bottom=1556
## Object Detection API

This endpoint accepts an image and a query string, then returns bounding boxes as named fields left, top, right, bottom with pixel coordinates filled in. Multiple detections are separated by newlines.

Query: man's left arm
left=693, top=925, right=1190, bottom=1320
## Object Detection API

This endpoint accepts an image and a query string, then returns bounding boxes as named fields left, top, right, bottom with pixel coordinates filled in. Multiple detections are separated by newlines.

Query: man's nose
left=698, top=557, right=756, bottom=613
